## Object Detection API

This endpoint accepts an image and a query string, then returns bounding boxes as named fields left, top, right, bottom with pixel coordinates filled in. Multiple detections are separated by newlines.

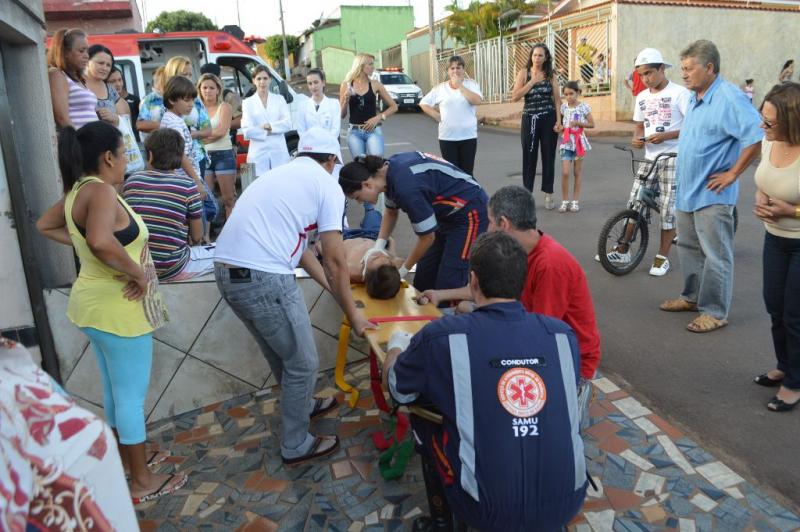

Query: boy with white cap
left=214, top=127, right=375, bottom=465
left=604, top=48, right=690, bottom=276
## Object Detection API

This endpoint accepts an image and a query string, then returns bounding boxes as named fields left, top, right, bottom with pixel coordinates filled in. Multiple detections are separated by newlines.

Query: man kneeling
left=383, top=232, right=587, bottom=531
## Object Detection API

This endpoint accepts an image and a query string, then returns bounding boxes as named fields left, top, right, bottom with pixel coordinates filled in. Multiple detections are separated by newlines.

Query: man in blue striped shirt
left=660, top=40, right=762, bottom=333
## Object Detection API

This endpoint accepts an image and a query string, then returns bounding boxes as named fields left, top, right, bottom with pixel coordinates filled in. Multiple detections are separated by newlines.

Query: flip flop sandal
left=659, top=298, right=698, bottom=312
left=125, top=450, right=172, bottom=480
left=686, top=314, right=728, bottom=333
left=147, top=450, right=170, bottom=467
left=282, top=435, right=340, bottom=466
left=310, top=397, right=339, bottom=419
left=131, top=472, right=189, bottom=505
left=754, top=373, right=783, bottom=387
left=767, top=395, right=800, bottom=412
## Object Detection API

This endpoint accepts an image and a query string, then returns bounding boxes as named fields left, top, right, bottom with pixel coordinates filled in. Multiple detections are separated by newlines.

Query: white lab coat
left=296, top=96, right=341, bottom=139
left=242, top=92, right=292, bottom=175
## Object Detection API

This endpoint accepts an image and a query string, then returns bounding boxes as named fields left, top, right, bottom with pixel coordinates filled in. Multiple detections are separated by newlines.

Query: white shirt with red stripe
left=214, top=156, right=344, bottom=274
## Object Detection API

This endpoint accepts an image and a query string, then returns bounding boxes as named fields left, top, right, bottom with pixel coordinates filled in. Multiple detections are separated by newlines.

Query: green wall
left=405, top=28, right=455, bottom=57
left=314, top=24, right=342, bottom=50
left=320, top=47, right=357, bottom=85
left=313, top=6, right=414, bottom=58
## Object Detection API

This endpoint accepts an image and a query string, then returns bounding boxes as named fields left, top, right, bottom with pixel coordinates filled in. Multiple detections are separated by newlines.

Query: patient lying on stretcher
left=315, top=237, right=402, bottom=299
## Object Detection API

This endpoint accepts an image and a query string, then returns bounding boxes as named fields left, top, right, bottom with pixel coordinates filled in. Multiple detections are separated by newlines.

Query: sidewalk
left=135, top=362, right=800, bottom=531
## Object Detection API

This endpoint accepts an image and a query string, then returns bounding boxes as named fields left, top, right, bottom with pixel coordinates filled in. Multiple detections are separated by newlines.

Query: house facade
left=43, top=0, right=143, bottom=34
left=427, top=0, right=800, bottom=120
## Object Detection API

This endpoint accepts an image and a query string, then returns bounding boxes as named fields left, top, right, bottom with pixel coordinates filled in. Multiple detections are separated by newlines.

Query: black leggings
left=521, top=111, right=557, bottom=194
left=439, top=138, right=477, bottom=176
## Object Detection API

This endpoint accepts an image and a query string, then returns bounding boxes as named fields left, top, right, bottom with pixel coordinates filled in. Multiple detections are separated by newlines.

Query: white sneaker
left=558, top=201, right=570, bottom=213
left=606, top=249, right=631, bottom=264
left=570, top=200, right=580, bottom=212
left=649, top=255, right=670, bottom=276
left=545, top=194, right=555, bottom=210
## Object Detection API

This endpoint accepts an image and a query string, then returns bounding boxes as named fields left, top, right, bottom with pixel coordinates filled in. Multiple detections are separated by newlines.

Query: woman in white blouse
left=297, top=68, right=341, bottom=138
left=242, top=65, right=291, bottom=175
left=420, top=55, right=483, bottom=175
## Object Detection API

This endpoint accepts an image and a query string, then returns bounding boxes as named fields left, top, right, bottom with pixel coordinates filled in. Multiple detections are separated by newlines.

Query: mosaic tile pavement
left=136, top=362, right=800, bottom=531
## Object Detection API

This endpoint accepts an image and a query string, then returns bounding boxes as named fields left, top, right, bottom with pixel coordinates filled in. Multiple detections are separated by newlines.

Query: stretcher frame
left=334, top=283, right=443, bottom=424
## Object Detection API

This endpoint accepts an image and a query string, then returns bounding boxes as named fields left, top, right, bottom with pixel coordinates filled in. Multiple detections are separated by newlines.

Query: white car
left=375, top=70, right=422, bottom=111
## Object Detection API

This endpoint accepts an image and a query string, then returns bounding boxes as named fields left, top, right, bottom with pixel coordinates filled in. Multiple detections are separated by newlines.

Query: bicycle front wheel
left=597, top=209, right=649, bottom=276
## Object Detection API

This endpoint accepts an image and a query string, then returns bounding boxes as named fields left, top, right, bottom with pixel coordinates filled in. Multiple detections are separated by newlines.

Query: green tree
left=444, top=0, right=540, bottom=45
left=145, top=10, right=217, bottom=32
left=263, top=34, right=300, bottom=63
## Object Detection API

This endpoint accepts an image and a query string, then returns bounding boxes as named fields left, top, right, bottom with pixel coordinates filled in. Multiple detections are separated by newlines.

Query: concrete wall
left=0, top=138, right=33, bottom=332
left=320, top=46, right=357, bottom=85
left=614, top=3, right=800, bottom=120
left=0, top=0, right=76, bottom=369
left=339, top=6, right=414, bottom=57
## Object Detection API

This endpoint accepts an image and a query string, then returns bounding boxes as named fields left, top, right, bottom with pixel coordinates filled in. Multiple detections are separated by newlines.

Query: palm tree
left=444, top=0, right=541, bottom=45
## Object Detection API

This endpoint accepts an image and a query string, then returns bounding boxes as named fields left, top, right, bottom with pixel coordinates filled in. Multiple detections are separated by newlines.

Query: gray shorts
left=627, top=158, right=677, bottom=230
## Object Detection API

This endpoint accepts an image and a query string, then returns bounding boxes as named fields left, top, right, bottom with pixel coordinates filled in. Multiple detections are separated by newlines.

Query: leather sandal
left=767, top=395, right=800, bottom=412
left=659, top=298, right=698, bottom=312
left=282, top=435, right=340, bottom=466
left=686, top=314, right=728, bottom=333
left=754, top=373, right=783, bottom=387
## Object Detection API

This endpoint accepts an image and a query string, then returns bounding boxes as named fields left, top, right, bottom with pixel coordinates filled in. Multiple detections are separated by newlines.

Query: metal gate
left=437, top=9, right=611, bottom=102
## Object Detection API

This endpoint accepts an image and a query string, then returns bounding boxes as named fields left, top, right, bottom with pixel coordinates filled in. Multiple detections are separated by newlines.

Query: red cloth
left=562, top=127, right=586, bottom=157
left=631, top=71, right=647, bottom=96
left=520, top=233, right=601, bottom=379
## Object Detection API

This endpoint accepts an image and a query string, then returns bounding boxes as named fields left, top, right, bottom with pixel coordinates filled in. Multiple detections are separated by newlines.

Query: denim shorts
left=207, top=149, right=237, bottom=175
left=560, top=148, right=583, bottom=161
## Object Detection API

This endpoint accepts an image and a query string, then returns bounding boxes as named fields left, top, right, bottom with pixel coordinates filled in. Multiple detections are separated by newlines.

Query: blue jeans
left=343, top=201, right=382, bottom=240
left=214, top=266, right=318, bottom=457
left=763, top=232, right=800, bottom=389
left=676, top=205, right=735, bottom=320
left=79, top=327, right=152, bottom=444
left=198, top=158, right=219, bottom=224
left=347, top=125, right=384, bottom=157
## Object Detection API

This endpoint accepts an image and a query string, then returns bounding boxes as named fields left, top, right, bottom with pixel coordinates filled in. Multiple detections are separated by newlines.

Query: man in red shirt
left=420, top=186, right=601, bottom=421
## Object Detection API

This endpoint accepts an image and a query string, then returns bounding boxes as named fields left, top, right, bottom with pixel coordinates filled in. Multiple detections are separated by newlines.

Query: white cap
left=634, top=48, right=671, bottom=68
left=297, top=127, right=343, bottom=164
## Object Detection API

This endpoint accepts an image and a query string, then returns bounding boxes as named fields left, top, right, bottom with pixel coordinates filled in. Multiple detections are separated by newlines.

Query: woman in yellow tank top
left=37, top=121, right=186, bottom=503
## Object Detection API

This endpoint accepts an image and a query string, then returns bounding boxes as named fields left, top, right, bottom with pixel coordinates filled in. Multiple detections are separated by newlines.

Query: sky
left=137, top=0, right=457, bottom=37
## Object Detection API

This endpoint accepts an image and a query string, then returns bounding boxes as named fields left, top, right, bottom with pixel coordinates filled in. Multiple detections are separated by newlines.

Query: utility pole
left=278, top=0, right=291, bottom=80
left=428, top=0, right=436, bottom=89
left=236, top=0, right=242, bottom=28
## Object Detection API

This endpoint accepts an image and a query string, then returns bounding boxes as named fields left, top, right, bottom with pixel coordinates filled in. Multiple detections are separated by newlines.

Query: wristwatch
left=381, top=113, right=387, bottom=121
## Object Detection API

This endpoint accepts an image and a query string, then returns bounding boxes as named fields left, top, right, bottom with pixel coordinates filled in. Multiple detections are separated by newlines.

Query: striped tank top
left=523, top=73, right=555, bottom=116
left=65, top=72, right=98, bottom=128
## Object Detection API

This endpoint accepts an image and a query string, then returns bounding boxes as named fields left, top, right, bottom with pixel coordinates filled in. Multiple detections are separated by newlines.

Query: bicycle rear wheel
left=597, top=209, right=649, bottom=276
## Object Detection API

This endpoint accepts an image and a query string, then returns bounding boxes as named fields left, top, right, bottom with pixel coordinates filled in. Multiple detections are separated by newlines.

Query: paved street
left=370, top=111, right=799, bottom=509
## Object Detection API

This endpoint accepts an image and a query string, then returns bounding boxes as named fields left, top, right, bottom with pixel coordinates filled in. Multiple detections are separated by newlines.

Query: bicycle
left=598, top=145, right=737, bottom=276
left=597, top=145, right=675, bottom=275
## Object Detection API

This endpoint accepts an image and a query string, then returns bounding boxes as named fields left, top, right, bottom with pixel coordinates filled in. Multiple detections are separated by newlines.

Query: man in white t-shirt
left=605, top=48, right=690, bottom=276
left=214, top=127, right=374, bottom=466
left=420, top=55, right=484, bottom=175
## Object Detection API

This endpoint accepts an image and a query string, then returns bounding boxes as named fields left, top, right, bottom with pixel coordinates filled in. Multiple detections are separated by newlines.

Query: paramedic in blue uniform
left=383, top=231, right=587, bottom=531
left=338, top=152, right=488, bottom=293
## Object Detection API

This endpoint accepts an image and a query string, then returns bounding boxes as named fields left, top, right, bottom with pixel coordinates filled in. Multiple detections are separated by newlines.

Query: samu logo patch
left=497, top=368, right=547, bottom=418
